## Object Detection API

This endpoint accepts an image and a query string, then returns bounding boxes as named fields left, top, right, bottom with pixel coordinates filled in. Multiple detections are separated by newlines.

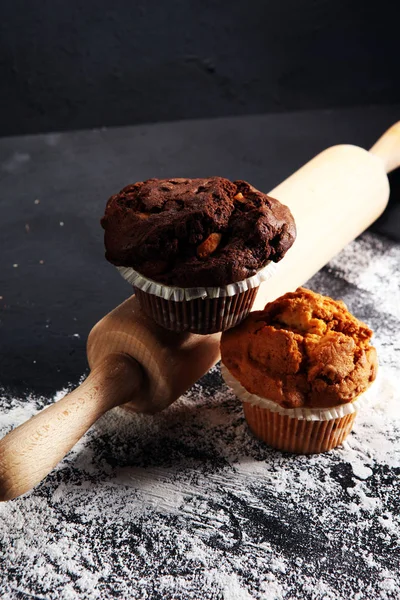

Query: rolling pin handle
left=369, top=121, right=400, bottom=174
left=0, top=354, right=143, bottom=501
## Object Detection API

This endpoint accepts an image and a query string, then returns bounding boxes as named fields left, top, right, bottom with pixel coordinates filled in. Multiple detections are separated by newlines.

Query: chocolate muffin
left=101, top=177, right=296, bottom=288
left=101, top=177, right=296, bottom=334
left=221, top=288, right=378, bottom=453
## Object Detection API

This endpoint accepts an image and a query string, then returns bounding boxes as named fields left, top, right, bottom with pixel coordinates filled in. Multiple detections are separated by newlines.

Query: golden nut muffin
left=221, top=287, right=378, bottom=454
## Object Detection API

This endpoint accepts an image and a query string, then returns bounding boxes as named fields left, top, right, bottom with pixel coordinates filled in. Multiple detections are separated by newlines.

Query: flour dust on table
left=1, top=231, right=399, bottom=600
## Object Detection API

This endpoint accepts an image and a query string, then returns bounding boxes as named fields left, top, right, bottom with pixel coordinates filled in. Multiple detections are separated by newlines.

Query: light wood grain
left=1, top=121, right=399, bottom=501
left=253, top=144, right=390, bottom=306
left=0, top=354, right=143, bottom=501
left=370, top=121, right=400, bottom=174
left=87, top=296, right=221, bottom=413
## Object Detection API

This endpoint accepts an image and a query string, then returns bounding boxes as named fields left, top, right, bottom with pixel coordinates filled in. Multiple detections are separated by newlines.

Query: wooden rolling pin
left=0, top=122, right=399, bottom=501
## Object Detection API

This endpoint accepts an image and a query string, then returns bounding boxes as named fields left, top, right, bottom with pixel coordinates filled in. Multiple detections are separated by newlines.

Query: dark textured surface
left=0, top=239, right=399, bottom=598
left=0, top=109, right=399, bottom=599
left=1, top=0, right=400, bottom=136
left=0, top=105, right=400, bottom=396
left=102, top=177, right=296, bottom=286
left=0, top=350, right=399, bottom=599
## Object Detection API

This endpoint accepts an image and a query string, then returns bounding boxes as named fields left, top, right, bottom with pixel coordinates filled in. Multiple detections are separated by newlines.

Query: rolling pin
left=0, top=122, right=399, bottom=501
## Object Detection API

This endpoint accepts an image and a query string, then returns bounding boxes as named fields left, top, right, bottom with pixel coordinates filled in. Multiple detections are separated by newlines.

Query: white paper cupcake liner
left=117, top=261, right=277, bottom=301
left=221, top=363, right=374, bottom=421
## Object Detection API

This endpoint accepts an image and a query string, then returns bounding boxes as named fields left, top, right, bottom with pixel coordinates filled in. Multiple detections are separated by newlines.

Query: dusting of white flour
left=0, top=232, right=399, bottom=600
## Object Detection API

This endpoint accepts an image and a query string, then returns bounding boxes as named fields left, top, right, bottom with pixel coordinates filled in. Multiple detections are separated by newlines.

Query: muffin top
left=101, top=177, right=296, bottom=287
left=221, top=287, right=377, bottom=408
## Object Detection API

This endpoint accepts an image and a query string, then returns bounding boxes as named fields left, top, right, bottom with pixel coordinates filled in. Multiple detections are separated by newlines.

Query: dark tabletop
left=0, top=107, right=400, bottom=600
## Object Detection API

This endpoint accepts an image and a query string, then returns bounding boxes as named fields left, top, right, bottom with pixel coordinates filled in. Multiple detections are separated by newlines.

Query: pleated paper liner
left=118, top=262, right=277, bottom=334
left=221, top=363, right=374, bottom=454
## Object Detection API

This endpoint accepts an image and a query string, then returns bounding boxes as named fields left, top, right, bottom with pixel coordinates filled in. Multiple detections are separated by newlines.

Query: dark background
left=1, top=0, right=400, bottom=137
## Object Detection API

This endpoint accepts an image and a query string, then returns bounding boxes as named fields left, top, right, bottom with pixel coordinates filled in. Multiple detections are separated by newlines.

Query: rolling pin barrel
left=254, top=144, right=390, bottom=307
left=0, top=121, right=399, bottom=501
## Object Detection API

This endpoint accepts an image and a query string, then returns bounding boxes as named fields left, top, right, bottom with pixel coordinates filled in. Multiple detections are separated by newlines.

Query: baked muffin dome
left=101, top=177, right=296, bottom=287
left=221, top=287, right=377, bottom=408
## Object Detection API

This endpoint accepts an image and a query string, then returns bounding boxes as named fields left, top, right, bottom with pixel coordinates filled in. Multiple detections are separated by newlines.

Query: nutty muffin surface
left=221, top=287, right=377, bottom=408
left=101, top=177, right=296, bottom=287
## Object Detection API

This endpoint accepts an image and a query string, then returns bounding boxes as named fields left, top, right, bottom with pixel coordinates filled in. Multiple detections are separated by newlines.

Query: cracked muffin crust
left=221, top=287, right=378, bottom=408
left=101, top=177, right=296, bottom=287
